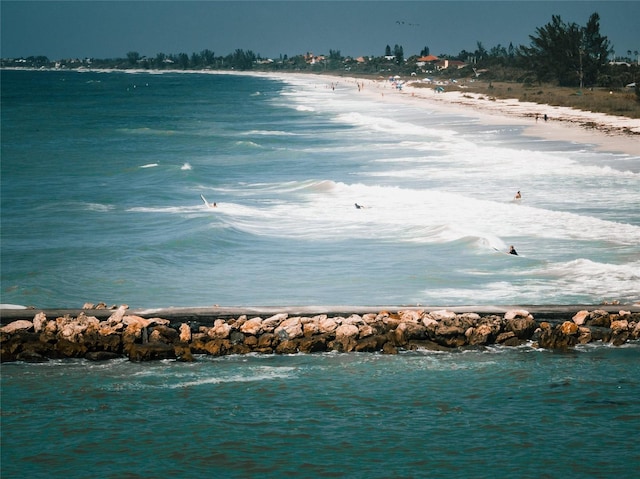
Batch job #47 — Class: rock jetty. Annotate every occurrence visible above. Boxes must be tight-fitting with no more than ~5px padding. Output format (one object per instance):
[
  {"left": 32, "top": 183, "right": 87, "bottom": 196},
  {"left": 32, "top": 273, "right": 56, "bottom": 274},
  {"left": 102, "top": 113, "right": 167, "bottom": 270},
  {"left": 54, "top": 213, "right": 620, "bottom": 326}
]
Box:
[{"left": 2, "top": 305, "right": 639, "bottom": 362}]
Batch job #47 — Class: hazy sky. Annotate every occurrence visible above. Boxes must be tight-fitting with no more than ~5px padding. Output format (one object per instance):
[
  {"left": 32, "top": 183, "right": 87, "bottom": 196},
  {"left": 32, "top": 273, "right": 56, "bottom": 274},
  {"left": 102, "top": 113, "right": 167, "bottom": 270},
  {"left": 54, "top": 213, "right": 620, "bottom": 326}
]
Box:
[{"left": 1, "top": 1, "right": 638, "bottom": 60}]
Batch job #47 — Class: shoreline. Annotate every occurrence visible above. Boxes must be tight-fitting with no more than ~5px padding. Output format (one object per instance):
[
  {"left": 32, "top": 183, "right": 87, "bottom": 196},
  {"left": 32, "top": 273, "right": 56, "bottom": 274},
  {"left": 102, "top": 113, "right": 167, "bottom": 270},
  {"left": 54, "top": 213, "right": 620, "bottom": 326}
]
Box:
[
  {"left": 276, "top": 71, "right": 640, "bottom": 156},
  {"left": 5, "top": 67, "right": 639, "bottom": 155}
]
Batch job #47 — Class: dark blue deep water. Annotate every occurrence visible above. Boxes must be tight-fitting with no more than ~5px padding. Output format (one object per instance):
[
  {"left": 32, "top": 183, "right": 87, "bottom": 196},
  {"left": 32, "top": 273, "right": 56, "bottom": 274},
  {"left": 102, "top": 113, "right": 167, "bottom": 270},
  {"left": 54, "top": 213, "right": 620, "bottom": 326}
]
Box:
[{"left": 2, "top": 345, "right": 639, "bottom": 478}]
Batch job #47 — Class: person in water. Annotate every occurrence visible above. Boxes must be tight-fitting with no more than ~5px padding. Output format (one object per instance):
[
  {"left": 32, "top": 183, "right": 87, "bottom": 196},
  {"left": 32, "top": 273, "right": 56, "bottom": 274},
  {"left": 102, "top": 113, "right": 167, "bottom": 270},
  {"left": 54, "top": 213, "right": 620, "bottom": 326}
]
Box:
[
  {"left": 514, "top": 191, "right": 521, "bottom": 200},
  {"left": 355, "top": 203, "right": 364, "bottom": 209},
  {"left": 509, "top": 245, "right": 518, "bottom": 255}
]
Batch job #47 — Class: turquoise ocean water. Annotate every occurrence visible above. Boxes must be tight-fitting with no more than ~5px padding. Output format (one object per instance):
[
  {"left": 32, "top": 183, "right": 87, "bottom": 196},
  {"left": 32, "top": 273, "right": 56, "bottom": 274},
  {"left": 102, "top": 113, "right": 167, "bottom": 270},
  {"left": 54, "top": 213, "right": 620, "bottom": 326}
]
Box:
[
  {"left": 1, "top": 70, "right": 639, "bottom": 477},
  {"left": 2, "top": 70, "right": 639, "bottom": 308}
]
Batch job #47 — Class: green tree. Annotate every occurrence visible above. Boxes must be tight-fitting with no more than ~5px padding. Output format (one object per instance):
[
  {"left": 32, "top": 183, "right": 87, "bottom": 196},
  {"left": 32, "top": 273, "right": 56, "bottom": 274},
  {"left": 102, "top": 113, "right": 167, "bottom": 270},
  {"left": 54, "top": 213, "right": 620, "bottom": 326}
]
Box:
[
  {"left": 385, "top": 45, "right": 392, "bottom": 56},
  {"left": 518, "top": 12, "right": 611, "bottom": 87},
  {"left": 200, "top": 49, "right": 215, "bottom": 66},
  {"left": 393, "top": 44, "right": 404, "bottom": 63},
  {"left": 229, "top": 49, "right": 256, "bottom": 70},
  {"left": 581, "top": 13, "right": 612, "bottom": 86},
  {"left": 329, "top": 49, "right": 342, "bottom": 61},
  {"left": 177, "top": 53, "right": 189, "bottom": 69},
  {"left": 126, "top": 51, "right": 140, "bottom": 65}
]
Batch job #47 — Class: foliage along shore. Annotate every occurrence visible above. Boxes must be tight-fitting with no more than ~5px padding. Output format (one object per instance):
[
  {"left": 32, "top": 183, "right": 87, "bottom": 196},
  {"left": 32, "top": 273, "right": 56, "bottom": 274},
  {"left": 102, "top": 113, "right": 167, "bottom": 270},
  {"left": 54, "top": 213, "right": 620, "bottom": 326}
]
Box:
[
  {"left": 2, "top": 305, "right": 639, "bottom": 362},
  {"left": 3, "top": 11, "right": 639, "bottom": 119}
]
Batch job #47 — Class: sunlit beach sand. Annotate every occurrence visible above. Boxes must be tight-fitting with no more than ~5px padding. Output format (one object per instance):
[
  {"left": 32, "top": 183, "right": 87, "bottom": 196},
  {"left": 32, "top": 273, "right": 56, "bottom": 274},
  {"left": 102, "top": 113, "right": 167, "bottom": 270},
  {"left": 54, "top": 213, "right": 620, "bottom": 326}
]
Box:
[{"left": 264, "top": 71, "right": 640, "bottom": 156}]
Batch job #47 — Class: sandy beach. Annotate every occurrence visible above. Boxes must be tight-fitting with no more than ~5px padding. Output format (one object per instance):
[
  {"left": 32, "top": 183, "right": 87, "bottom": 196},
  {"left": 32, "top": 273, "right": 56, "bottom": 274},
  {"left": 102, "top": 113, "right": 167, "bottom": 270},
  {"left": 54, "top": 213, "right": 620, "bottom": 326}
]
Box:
[{"left": 268, "top": 72, "right": 640, "bottom": 157}]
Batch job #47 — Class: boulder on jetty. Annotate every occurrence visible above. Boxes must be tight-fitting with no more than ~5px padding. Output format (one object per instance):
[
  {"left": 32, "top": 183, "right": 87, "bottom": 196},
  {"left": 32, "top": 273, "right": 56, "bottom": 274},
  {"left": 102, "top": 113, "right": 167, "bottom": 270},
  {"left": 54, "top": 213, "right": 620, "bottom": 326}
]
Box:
[{"left": 1, "top": 307, "right": 638, "bottom": 362}]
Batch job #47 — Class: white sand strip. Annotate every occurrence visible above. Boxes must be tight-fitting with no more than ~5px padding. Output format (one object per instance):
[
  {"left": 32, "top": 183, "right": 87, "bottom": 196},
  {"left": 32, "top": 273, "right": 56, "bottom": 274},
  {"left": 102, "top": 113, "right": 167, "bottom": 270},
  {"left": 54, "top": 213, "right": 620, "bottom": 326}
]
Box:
[{"left": 267, "top": 72, "right": 640, "bottom": 156}]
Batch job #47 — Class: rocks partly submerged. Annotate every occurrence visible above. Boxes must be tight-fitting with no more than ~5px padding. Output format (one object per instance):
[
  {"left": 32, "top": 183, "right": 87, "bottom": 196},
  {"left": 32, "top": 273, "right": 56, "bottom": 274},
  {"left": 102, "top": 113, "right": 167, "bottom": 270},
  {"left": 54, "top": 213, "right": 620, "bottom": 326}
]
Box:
[{"left": 1, "top": 306, "right": 638, "bottom": 362}]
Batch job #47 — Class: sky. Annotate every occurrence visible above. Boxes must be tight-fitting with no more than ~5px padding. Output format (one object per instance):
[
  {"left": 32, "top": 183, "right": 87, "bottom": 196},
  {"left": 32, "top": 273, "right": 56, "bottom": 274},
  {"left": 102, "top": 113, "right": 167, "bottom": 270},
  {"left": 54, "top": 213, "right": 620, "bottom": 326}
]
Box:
[{"left": 1, "top": 1, "right": 639, "bottom": 61}]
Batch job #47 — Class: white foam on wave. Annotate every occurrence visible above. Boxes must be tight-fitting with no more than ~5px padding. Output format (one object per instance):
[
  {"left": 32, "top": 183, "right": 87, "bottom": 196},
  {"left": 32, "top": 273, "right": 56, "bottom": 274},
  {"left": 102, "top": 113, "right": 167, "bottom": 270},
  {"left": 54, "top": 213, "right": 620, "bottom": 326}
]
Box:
[
  {"left": 181, "top": 162, "right": 192, "bottom": 170},
  {"left": 431, "top": 257, "right": 640, "bottom": 304},
  {"left": 140, "top": 163, "right": 158, "bottom": 168},
  {"left": 168, "top": 371, "right": 294, "bottom": 389},
  {"left": 84, "top": 202, "right": 114, "bottom": 212},
  {"left": 209, "top": 179, "right": 640, "bottom": 249},
  {"left": 0, "top": 304, "right": 28, "bottom": 309},
  {"left": 537, "top": 258, "right": 640, "bottom": 298},
  {"left": 104, "top": 363, "right": 294, "bottom": 388},
  {"left": 127, "top": 205, "right": 210, "bottom": 215},
  {"left": 243, "top": 129, "right": 298, "bottom": 136},
  {"left": 334, "top": 111, "right": 457, "bottom": 140}
]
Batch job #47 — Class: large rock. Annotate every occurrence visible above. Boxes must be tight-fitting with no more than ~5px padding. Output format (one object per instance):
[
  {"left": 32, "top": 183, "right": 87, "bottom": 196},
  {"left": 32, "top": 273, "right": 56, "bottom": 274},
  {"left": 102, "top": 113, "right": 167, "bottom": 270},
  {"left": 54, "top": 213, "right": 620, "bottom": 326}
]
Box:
[
  {"left": 275, "top": 340, "right": 299, "bottom": 354},
  {"left": 56, "top": 338, "right": 88, "bottom": 357},
  {"left": 127, "top": 342, "right": 176, "bottom": 361},
  {"left": 538, "top": 324, "right": 578, "bottom": 349},
  {"left": 303, "top": 319, "right": 320, "bottom": 336},
  {"left": 317, "top": 316, "right": 338, "bottom": 334},
  {"left": 262, "top": 313, "right": 288, "bottom": 332},
  {"left": 505, "top": 316, "right": 537, "bottom": 339},
  {"left": 335, "top": 323, "right": 359, "bottom": 339},
  {"left": 149, "top": 325, "right": 179, "bottom": 344},
  {"left": 240, "top": 317, "right": 264, "bottom": 336},
  {"left": 0, "top": 320, "right": 33, "bottom": 334},
  {"left": 106, "top": 305, "right": 128, "bottom": 324},
  {"left": 56, "top": 313, "right": 99, "bottom": 343},
  {"left": 203, "top": 339, "right": 231, "bottom": 356},
  {"left": 275, "top": 317, "right": 303, "bottom": 340},
  {"left": 632, "top": 321, "right": 640, "bottom": 340},
  {"left": 572, "top": 310, "right": 589, "bottom": 326},
  {"left": 560, "top": 321, "right": 579, "bottom": 335},
  {"left": 179, "top": 323, "right": 192, "bottom": 342},
  {"left": 355, "top": 335, "right": 386, "bottom": 352},
  {"left": 610, "top": 319, "right": 629, "bottom": 332},
  {"left": 208, "top": 320, "right": 232, "bottom": 339},
  {"left": 466, "top": 323, "right": 495, "bottom": 345},
  {"left": 504, "top": 309, "right": 533, "bottom": 321},
  {"left": 398, "top": 310, "right": 424, "bottom": 322},
  {"left": 585, "top": 310, "right": 611, "bottom": 327},
  {"left": 32, "top": 312, "right": 47, "bottom": 333},
  {"left": 298, "top": 335, "right": 329, "bottom": 353},
  {"left": 429, "top": 310, "right": 457, "bottom": 321}
]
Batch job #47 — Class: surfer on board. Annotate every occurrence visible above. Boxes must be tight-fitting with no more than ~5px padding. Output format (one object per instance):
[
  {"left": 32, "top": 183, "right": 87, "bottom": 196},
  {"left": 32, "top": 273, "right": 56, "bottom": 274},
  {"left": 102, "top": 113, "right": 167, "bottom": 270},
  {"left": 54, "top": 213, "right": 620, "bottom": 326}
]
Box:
[
  {"left": 200, "top": 194, "right": 217, "bottom": 208},
  {"left": 514, "top": 191, "right": 522, "bottom": 200},
  {"left": 509, "top": 245, "right": 518, "bottom": 255},
  {"left": 355, "top": 203, "right": 365, "bottom": 209}
]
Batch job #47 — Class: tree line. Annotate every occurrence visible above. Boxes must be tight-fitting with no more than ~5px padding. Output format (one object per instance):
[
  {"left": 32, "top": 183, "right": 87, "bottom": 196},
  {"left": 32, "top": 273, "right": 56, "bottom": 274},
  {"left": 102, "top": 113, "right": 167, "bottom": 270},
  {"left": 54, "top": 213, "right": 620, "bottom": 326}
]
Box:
[{"left": 2, "top": 12, "right": 638, "bottom": 90}]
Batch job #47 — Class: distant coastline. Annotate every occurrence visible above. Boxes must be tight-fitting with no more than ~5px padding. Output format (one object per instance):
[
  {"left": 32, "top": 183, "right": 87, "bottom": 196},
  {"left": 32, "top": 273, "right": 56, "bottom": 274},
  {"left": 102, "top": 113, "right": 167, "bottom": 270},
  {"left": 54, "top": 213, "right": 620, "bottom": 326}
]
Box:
[
  {"left": 4, "top": 66, "right": 639, "bottom": 156},
  {"left": 267, "top": 70, "right": 640, "bottom": 156}
]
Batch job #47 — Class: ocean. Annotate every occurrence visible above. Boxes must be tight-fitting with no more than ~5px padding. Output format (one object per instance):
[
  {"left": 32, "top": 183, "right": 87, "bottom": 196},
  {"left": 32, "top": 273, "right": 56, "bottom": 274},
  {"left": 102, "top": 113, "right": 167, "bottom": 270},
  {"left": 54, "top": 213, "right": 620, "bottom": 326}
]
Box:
[
  {"left": 1, "top": 70, "right": 640, "bottom": 478},
  {"left": 1, "top": 69, "right": 639, "bottom": 309}
]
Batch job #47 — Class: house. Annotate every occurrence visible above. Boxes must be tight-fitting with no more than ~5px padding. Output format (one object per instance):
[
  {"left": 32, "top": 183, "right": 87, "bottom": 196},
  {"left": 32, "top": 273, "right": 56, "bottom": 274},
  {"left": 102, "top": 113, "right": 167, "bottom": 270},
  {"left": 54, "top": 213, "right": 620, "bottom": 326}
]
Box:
[
  {"left": 435, "top": 59, "right": 467, "bottom": 70},
  {"left": 416, "top": 55, "right": 439, "bottom": 65}
]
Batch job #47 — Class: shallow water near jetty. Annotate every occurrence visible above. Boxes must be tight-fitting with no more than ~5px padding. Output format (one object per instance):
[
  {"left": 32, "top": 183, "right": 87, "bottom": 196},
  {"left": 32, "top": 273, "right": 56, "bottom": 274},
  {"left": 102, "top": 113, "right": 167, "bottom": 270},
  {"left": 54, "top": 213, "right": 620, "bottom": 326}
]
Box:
[
  {"left": 2, "top": 345, "right": 639, "bottom": 478},
  {"left": 1, "top": 70, "right": 639, "bottom": 308}
]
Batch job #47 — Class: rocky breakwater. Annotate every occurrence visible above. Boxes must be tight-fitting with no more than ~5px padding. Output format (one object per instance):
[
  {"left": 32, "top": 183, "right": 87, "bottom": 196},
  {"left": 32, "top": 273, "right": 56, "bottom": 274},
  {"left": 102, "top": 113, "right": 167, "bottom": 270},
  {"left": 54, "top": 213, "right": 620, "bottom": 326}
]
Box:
[{"left": 1, "top": 306, "right": 639, "bottom": 362}]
